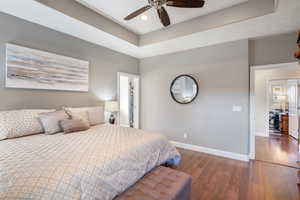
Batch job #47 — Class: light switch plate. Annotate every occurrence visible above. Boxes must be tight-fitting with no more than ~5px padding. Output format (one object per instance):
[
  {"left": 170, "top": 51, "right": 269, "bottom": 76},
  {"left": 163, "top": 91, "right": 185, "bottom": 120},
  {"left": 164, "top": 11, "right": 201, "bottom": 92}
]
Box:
[{"left": 232, "top": 105, "right": 242, "bottom": 112}]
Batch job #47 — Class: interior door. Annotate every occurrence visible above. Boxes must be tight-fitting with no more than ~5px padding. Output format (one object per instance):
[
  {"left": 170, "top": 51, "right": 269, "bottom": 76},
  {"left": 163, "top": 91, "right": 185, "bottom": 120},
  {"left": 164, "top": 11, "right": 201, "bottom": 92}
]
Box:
[{"left": 287, "top": 80, "right": 299, "bottom": 139}]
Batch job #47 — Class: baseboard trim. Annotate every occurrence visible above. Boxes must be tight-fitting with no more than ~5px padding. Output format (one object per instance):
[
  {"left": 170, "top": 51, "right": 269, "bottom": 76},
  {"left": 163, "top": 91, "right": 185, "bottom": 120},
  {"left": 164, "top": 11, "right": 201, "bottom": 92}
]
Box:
[
  {"left": 171, "top": 141, "right": 249, "bottom": 162},
  {"left": 255, "top": 132, "right": 268, "bottom": 137},
  {"left": 249, "top": 152, "right": 255, "bottom": 160}
]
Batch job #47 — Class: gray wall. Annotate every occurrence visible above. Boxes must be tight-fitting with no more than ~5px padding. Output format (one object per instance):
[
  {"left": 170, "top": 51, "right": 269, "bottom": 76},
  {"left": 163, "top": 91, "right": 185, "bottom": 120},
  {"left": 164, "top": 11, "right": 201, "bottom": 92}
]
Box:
[
  {"left": 249, "top": 32, "right": 298, "bottom": 66},
  {"left": 140, "top": 40, "right": 249, "bottom": 155},
  {"left": 0, "top": 8, "right": 297, "bottom": 156},
  {"left": 0, "top": 12, "right": 139, "bottom": 110}
]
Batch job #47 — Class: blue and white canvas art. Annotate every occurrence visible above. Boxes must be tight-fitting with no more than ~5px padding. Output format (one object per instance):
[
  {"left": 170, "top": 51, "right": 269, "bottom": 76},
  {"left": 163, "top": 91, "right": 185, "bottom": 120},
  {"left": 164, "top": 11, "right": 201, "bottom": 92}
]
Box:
[{"left": 6, "top": 44, "right": 89, "bottom": 91}]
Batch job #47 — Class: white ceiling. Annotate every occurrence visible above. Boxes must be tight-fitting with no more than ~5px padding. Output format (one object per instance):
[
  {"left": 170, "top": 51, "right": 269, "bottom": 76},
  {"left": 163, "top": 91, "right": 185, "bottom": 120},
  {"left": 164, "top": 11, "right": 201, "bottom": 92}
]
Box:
[{"left": 75, "top": 0, "right": 248, "bottom": 35}]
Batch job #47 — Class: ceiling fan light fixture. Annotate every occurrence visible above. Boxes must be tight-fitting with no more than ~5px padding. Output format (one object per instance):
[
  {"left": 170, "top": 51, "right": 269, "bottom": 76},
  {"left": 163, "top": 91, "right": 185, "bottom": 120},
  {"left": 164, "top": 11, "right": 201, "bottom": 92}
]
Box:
[{"left": 141, "top": 15, "right": 148, "bottom": 21}]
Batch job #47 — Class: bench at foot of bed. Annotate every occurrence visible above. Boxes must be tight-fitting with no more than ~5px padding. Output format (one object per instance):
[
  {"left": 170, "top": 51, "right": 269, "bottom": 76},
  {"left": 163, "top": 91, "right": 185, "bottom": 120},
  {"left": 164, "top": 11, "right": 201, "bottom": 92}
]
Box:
[{"left": 115, "top": 166, "right": 192, "bottom": 200}]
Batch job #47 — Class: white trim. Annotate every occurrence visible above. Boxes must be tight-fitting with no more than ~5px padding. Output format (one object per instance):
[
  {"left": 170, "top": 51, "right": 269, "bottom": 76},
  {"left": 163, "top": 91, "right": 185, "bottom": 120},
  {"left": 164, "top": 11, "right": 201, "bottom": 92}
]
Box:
[
  {"left": 264, "top": 78, "right": 270, "bottom": 138},
  {"left": 171, "top": 141, "right": 249, "bottom": 162},
  {"left": 287, "top": 80, "right": 299, "bottom": 139},
  {"left": 249, "top": 61, "right": 300, "bottom": 161},
  {"left": 120, "top": 124, "right": 130, "bottom": 127},
  {"left": 118, "top": 72, "right": 140, "bottom": 79},
  {"left": 249, "top": 66, "right": 256, "bottom": 159},
  {"left": 117, "top": 72, "right": 140, "bottom": 128},
  {"left": 249, "top": 151, "right": 255, "bottom": 160},
  {"left": 255, "top": 132, "right": 268, "bottom": 137},
  {"left": 251, "top": 62, "right": 300, "bottom": 69}
]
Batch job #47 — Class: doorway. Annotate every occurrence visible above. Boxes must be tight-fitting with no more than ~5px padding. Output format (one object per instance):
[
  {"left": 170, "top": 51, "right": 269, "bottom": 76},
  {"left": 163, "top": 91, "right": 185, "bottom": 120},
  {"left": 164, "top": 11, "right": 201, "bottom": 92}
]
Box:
[
  {"left": 250, "top": 62, "right": 300, "bottom": 168},
  {"left": 268, "top": 80, "right": 296, "bottom": 138},
  {"left": 117, "top": 72, "right": 140, "bottom": 129}
]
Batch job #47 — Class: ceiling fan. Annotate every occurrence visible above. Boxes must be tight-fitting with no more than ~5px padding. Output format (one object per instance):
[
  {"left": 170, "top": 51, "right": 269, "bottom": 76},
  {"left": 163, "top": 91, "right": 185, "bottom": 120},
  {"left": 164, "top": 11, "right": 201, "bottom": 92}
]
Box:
[{"left": 124, "top": 0, "right": 205, "bottom": 27}]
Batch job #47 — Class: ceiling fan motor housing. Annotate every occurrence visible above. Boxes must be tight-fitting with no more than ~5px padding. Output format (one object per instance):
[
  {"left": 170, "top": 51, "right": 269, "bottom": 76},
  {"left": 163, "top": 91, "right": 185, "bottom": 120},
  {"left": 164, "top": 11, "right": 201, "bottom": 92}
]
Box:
[
  {"left": 148, "top": 0, "right": 167, "bottom": 9},
  {"left": 125, "top": 0, "right": 205, "bottom": 27}
]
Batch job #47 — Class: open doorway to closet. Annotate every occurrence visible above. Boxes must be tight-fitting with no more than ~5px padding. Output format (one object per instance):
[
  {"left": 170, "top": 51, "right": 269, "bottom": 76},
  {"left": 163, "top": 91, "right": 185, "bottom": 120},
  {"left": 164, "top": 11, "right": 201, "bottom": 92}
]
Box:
[
  {"left": 250, "top": 62, "right": 300, "bottom": 168},
  {"left": 117, "top": 72, "right": 140, "bottom": 129}
]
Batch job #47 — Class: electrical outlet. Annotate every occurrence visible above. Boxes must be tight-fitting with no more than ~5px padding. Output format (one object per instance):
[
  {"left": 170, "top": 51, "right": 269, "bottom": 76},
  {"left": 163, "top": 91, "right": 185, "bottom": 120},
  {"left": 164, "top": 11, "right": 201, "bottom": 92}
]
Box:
[{"left": 183, "top": 133, "right": 188, "bottom": 139}]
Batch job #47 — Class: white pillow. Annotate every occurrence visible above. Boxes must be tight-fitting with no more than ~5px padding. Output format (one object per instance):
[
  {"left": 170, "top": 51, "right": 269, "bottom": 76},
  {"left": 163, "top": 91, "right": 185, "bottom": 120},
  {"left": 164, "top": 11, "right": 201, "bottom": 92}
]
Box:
[
  {"left": 68, "top": 110, "right": 90, "bottom": 127},
  {"left": 87, "top": 107, "right": 105, "bottom": 126},
  {"left": 0, "top": 109, "right": 55, "bottom": 140},
  {"left": 64, "top": 106, "right": 104, "bottom": 126},
  {"left": 39, "top": 110, "right": 69, "bottom": 135}
]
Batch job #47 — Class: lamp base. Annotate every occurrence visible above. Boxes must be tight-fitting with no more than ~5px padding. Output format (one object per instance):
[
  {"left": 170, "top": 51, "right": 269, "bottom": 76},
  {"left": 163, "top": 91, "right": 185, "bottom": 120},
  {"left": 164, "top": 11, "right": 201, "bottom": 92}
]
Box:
[{"left": 109, "top": 114, "right": 116, "bottom": 125}]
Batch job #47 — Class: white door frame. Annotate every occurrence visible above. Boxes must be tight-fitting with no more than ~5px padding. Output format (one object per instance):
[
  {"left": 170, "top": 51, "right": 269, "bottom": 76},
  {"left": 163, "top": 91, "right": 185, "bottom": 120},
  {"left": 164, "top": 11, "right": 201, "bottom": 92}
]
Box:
[
  {"left": 287, "top": 79, "right": 299, "bottom": 139},
  {"left": 117, "top": 72, "right": 140, "bottom": 128},
  {"left": 249, "top": 62, "right": 299, "bottom": 160}
]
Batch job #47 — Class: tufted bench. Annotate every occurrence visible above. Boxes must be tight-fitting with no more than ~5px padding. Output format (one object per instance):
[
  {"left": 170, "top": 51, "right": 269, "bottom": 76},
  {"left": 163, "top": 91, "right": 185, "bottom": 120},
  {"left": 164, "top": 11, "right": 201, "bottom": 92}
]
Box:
[{"left": 115, "top": 166, "right": 192, "bottom": 200}]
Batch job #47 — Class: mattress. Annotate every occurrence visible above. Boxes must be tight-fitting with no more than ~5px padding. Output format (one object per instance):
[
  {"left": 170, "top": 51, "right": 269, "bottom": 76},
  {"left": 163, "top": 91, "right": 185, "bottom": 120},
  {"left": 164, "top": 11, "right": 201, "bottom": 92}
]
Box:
[{"left": 0, "top": 124, "right": 180, "bottom": 200}]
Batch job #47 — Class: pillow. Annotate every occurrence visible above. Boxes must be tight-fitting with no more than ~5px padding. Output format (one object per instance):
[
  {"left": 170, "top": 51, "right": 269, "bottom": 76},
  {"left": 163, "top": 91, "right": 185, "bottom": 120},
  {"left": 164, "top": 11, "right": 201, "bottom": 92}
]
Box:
[
  {"left": 60, "top": 119, "right": 90, "bottom": 134},
  {"left": 68, "top": 110, "right": 90, "bottom": 126},
  {"left": 0, "top": 109, "right": 55, "bottom": 140},
  {"left": 64, "top": 106, "right": 104, "bottom": 126},
  {"left": 38, "top": 110, "right": 69, "bottom": 135},
  {"left": 86, "top": 107, "right": 105, "bottom": 126}
]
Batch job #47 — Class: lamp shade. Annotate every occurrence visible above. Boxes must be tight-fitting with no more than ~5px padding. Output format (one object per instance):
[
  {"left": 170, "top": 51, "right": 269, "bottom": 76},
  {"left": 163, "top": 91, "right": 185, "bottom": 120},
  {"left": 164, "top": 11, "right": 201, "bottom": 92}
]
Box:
[{"left": 105, "top": 101, "right": 119, "bottom": 112}]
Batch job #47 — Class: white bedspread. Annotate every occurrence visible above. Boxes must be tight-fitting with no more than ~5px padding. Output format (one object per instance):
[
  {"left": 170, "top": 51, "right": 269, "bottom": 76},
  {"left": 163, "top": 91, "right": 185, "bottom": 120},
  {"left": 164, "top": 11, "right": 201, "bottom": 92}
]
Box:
[{"left": 0, "top": 124, "right": 180, "bottom": 200}]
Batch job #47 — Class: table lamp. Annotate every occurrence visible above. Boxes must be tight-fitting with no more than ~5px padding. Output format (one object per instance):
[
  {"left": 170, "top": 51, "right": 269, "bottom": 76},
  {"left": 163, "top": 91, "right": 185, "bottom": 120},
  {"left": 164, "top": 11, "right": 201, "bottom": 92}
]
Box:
[{"left": 105, "top": 101, "right": 119, "bottom": 124}]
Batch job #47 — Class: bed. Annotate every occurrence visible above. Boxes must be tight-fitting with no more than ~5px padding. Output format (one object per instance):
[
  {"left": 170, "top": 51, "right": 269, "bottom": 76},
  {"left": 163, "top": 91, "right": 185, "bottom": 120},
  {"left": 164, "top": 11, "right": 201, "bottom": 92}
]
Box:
[{"left": 0, "top": 124, "right": 180, "bottom": 200}]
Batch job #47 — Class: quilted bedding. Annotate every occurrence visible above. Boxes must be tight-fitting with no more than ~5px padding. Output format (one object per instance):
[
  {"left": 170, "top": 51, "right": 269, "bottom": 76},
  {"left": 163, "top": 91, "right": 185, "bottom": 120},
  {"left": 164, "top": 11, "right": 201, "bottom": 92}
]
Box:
[{"left": 0, "top": 124, "right": 180, "bottom": 200}]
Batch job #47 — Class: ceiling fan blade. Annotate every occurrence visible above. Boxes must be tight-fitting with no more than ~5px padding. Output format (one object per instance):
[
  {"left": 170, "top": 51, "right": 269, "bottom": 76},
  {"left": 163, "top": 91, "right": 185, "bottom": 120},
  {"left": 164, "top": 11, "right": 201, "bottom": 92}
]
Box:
[
  {"left": 167, "top": 0, "right": 205, "bottom": 8},
  {"left": 157, "top": 7, "right": 170, "bottom": 27},
  {"left": 124, "top": 5, "right": 152, "bottom": 20}
]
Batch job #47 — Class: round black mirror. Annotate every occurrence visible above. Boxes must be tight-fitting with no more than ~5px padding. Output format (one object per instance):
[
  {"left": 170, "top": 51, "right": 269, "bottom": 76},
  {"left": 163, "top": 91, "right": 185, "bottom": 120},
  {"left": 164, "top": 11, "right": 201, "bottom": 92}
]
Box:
[{"left": 170, "top": 75, "right": 199, "bottom": 104}]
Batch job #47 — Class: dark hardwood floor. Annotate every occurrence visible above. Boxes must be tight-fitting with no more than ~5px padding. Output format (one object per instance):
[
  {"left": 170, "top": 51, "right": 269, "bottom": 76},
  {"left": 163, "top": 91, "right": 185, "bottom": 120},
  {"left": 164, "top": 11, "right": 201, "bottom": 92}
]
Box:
[
  {"left": 255, "top": 135, "right": 299, "bottom": 168},
  {"left": 176, "top": 148, "right": 299, "bottom": 200}
]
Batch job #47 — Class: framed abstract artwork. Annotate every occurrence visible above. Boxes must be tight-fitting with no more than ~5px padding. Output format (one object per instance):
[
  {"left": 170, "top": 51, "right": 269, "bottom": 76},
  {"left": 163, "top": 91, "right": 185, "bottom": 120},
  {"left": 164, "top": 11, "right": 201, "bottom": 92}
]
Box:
[{"left": 5, "top": 43, "right": 89, "bottom": 92}]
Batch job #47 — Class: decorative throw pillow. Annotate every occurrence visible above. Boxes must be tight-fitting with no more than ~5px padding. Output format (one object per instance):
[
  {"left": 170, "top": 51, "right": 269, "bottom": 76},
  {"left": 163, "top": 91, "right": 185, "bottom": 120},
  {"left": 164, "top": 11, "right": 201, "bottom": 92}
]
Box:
[
  {"left": 39, "top": 110, "right": 69, "bottom": 135},
  {"left": 86, "top": 107, "right": 105, "bottom": 126},
  {"left": 60, "top": 119, "right": 90, "bottom": 134},
  {"left": 64, "top": 106, "right": 104, "bottom": 126},
  {"left": 0, "top": 109, "right": 55, "bottom": 140},
  {"left": 68, "top": 110, "right": 90, "bottom": 126}
]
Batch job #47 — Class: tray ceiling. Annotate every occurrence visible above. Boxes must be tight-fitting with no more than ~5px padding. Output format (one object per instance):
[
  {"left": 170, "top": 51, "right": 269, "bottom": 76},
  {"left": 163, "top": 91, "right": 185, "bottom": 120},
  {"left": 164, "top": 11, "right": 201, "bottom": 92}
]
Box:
[
  {"left": 76, "top": 0, "right": 248, "bottom": 35},
  {"left": 1, "top": 0, "right": 299, "bottom": 58}
]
